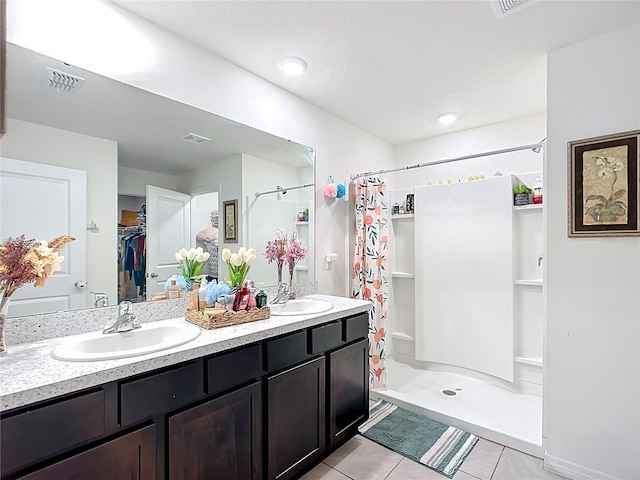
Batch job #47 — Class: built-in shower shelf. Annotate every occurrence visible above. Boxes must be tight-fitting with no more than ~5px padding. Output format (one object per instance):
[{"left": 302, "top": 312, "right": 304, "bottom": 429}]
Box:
[
  {"left": 515, "top": 356, "right": 543, "bottom": 367},
  {"left": 294, "top": 265, "right": 309, "bottom": 271},
  {"left": 391, "top": 272, "right": 415, "bottom": 278},
  {"left": 391, "top": 214, "right": 415, "bottom": 220},
  {"left": 514, "top": 279, "right": 543, "bottom": 286},
  {"left": 513, "top": 204, "right": 543, "bottom": 211},
  {"left": 391, "top": 332, "right": 415, "bottom": 342},
  {"left": 295, "top": 221, "right": 309, "bottom": 226}
]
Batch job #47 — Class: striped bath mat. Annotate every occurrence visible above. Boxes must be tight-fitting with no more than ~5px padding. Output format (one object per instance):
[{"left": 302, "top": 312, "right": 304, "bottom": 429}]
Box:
[{"left": 359, "top": 400, "right": 478, "bottom": 478}]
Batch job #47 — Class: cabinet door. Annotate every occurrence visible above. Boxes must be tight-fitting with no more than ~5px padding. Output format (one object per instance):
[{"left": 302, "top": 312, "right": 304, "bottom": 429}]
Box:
[
  {"left": 168, "top": 382, "right": 262, "bottom": 480},
  {"left": 267, "top": 357, "right": 325, "bottom": 480},
  {"left": 20, "top": 424, "right": 155, "bottom": 480},
  {"left": 328, "top": 339, "right": 369, "bottom": 447}
]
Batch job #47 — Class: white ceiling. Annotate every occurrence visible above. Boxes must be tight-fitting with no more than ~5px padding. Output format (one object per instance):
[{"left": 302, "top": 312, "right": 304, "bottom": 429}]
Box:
[{"left": 111, "top": 0, "right": 640, "bottom": 146}]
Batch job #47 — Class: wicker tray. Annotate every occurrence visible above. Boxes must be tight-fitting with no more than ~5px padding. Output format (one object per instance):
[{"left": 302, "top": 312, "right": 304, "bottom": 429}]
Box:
[{"left": 185, "top": 306, "right": 271, "bottom": 330}]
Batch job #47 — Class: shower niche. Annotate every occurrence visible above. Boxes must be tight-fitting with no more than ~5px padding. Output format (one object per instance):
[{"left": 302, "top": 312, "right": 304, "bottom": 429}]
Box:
[{"left": 388, "top": 172, "right": 543, "bottom": 395}]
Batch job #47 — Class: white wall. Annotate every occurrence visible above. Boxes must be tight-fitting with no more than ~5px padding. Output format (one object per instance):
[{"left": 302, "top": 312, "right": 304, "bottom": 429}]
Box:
[
  {"left": 0, "top": 118, "right": 118, "bottom": 306},
  {"left": 178, "top": 154, "right": 243, "bottom": 278},
  {"left": 192, "top": 191, "right": 219, "bottom": 238},
  {"left": 394, "top": 113, "right": 545, "bottom": 189},
  {"left": 546, "top": 23, "right": 640, "bottom": 480},
  {"left": 118, "top": 165, "right": 181, "bottom": 197},
  {"left": 7, "top": 0, "right": 395, "bottom": 296}
]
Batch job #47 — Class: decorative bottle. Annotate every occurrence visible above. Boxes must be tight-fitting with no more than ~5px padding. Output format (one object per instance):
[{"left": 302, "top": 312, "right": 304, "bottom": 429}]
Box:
[
  {"left": 256, "top": 290, "right": 268, "bottom": 308},
  {"left": 232, "top": 280, "right": 251, "bottom": 312},
  {"left": 168, "top": 277, "right": 181, "bottom": 299},
  {"left": 533, "top": 176, "right": 543, "bottom": 204},
  {"left": 198, "top": 278, "right": 208, "bottom": 310},
  {"left": 189, "top": 282, "right": 200, "bottom": 311}
]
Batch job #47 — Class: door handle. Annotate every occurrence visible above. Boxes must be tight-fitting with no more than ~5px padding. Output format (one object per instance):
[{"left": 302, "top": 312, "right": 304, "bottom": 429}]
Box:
[
  {"left": 146, "top": 272, "right": 158, "bottom": 278},
  {"left": 74, "top": 281, "right": 86, "bottom": 289}
]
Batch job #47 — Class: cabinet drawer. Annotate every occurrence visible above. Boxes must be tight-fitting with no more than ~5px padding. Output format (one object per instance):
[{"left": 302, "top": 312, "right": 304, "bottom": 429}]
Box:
[
  {"left": 120, "top": 362, "right": 201, "bottom": 427},
  {"left": 309, "top": 321, "right": 343, "bottom": 354},
  {"left": 1, "top": 389, "right": 105, "bottom": 475},
  {"left": 344, "top": 312, "right": 369, "bottom": 342},
  {"left": 266, "top": 331, "right": 308, "bottom": 372},
  {"left": 206, "top": 344, "right": 262, "bottom": 396}
]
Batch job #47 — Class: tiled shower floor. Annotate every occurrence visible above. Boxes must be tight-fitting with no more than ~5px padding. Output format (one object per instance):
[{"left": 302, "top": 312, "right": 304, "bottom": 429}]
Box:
[{"left": 370, "top": 356, "right": 543, "bottom": 457}]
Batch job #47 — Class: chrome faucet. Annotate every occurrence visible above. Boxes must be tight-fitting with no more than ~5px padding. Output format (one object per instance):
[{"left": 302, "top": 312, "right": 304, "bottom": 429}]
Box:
[
  {"left": 91, "top": 292, "right": 109, "bottom": 308},
  {"left": 269, "top": 283, "right": 295, "bottom": 305},
  {"left": 103, "top": 301, "right": 140, "bottom": 334}
]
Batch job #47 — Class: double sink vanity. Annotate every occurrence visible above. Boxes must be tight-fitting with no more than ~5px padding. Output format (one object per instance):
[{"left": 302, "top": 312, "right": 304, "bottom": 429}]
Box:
[{"left": 0, "top": 295, "right": 371, "bottom": 480}]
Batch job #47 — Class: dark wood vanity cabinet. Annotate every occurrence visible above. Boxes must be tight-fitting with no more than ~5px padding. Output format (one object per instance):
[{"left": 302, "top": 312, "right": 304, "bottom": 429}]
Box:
[
  {"left": 266, "top": 357, "right": 326, "bottom": 480},
  {"left": 19, "top": 425, "right": 156, "bottom": 480},
  {"left": 0, "top": 311, "right": 370, "bottom": 480},
  {"left": 168, "top": 382, "right": 262, "bottom": 480}
]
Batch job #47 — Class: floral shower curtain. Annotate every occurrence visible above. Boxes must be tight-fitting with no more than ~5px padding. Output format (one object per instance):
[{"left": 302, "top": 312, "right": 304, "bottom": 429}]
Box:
[{"left": 351, "top": 175, "right": 389, "bottom": 389}]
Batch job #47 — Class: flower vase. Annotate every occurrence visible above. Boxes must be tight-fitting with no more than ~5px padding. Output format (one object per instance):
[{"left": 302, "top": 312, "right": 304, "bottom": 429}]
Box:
[
  {"left": 277, "top": 263, "right": 283, "bottom": 285},
  {"left": 0, "top": 298, "right": 9, "bottom": 356},
  {"left": 288, "top": 263, "right": 295, "bottom": 295}
]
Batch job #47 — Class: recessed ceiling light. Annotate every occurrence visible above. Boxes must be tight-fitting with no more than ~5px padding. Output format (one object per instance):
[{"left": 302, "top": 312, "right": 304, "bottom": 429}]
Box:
[
  {"left": 437, "top": 112, "right": 459, "bottom": 125},
  {"left": 279, "top": 57, "right": 307, "bottom": 76}
]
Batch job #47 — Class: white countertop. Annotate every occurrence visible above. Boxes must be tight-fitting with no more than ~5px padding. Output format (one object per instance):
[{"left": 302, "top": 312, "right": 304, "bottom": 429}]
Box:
[{"left": 0, "top": 295, "right": 370, "bottom": 412}]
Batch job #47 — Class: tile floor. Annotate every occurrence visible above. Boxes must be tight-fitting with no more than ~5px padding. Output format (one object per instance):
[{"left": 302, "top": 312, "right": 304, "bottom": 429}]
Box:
[{"left": 301, "top": 435, "right": 568, "bottom": 480}]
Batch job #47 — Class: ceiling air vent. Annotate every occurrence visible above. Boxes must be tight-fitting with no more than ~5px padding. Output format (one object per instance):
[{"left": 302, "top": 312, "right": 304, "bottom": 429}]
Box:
[
  {"left": 182, "top": 133, "right": 211, "bottom": 145},
  {"left": 47, "top": 68, "right": 84, "bottom": 93},
  {"left": 493, "top": 0, "right": 534, "bottom": 17}
]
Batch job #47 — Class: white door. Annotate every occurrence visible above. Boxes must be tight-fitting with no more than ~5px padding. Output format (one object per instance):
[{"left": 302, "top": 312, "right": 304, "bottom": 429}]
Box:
[
  {"left": 146, "top": 185, "right": 191, "bottom": 297},
  {"left": 0, "top": 157, "right": 87, "bottom": 317}
]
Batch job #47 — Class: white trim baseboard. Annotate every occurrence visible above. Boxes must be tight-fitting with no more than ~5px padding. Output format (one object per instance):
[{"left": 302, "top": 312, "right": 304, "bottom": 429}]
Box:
[{"left": 544, "top": 454, "right": 624, "bottom": 480}]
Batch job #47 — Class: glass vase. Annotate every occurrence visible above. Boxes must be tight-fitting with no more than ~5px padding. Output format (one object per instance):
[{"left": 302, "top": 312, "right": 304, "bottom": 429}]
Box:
[
  {"left": 0, "top": 297, "right": 9, "bottom": 356},
  {"left": 288, "top": 263, "right": 295, "bottom": 295}
]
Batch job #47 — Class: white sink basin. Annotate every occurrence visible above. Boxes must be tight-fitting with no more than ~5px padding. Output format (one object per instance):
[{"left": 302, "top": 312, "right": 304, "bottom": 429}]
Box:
[
  {"left": 269, "top": 299, "right": 333, "bottom": 316},
  {"left": 52, "top": 321, "right": 201, "bottom": 362}
]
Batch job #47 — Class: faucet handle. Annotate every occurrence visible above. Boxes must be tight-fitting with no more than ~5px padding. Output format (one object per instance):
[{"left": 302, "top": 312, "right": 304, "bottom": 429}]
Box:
[
  {"left": 279, "top": 283, "right": 289, "bottom": 293},
  {"left": 118, "top": 301, "right": 133, "bottom": 316}
]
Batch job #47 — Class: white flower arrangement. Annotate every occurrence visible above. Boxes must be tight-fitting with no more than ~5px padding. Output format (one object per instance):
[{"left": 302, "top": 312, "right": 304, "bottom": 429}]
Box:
[
  {"left": 175, "top": 247, "right": 211, "bottom": 280},
  {"left": 221, "top": 247, "right": 256, "bottom": 287}
]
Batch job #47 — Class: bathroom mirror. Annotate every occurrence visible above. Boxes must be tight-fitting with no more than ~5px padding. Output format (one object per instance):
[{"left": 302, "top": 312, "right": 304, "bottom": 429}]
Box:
[{"left": 0, "top": 43, "right": 315, "bottom": 317}]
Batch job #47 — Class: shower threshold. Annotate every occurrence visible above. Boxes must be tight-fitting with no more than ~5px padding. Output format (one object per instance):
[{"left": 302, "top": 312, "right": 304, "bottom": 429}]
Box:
[{"left": 372, "top": 356, "right": 543, "bottom": 457}]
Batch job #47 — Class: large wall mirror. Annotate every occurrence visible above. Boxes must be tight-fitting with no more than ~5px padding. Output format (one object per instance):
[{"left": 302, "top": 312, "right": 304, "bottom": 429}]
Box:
[{"left": 0, "top": 44, "right": 315, "bottom": 318}]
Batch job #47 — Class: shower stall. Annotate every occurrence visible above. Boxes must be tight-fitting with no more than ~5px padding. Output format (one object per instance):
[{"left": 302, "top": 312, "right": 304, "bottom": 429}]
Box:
[{"left": 354, "top": 144, "right": 545, "bottom": 457}]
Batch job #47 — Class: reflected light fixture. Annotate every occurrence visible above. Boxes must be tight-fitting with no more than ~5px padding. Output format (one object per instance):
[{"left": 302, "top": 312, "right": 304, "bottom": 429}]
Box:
[
  {"left": 279, "top": 57, "right": 307, "bottom": 76},
  {"left": 437, "top": 112, "right": 459, "bottom": 125}
]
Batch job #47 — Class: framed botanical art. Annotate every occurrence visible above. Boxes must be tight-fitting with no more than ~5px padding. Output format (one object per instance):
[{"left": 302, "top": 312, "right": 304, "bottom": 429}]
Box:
[
  {"left": 223, "top": 199, "right": 238, "bottom": 242},
  {"left": 568, "top": 129, "right": 639, "bottom": 237}
]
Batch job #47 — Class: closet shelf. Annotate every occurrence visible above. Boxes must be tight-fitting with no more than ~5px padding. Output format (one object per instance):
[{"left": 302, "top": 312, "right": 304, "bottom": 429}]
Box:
[
  {"left": 391, "top": 214, "right": 414, "bottom": 220},
  {"left": 391, "top": 272, "right": 415, "bottom": 278},
  {"left": 391, "top": 332, "right": 415, "bottom": 342},
  {"left": 515, "top": 356, "right": 543, "bottom": 367},
  {"left": 513, "top": 204, "right": 543, "bottom": 211},
  {"left": 514, "top": 279, "right": 543, "bottom": 286}
]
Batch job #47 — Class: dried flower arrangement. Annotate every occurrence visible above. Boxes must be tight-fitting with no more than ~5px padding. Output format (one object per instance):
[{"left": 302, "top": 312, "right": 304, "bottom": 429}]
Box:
[{"left": 0, "top": 234, "right": 75, "bottom": 354}]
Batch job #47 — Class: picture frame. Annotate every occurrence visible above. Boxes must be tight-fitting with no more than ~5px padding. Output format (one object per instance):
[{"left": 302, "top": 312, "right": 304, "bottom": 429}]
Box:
[
  {"left": 568, "top": 129, "right": 639, "bottom": 237},
  {"left": 223, "top": 199, "right": 238, "bottom": 242}
]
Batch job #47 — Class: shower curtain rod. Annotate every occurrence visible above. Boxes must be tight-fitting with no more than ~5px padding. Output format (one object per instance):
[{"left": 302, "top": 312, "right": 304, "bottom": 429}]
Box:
[
  {"left": 349, "top": 140, "right": 546, "bottom": 181},
  {"left": 254, "top": 183, "right": 315, "bottom": 198}
]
